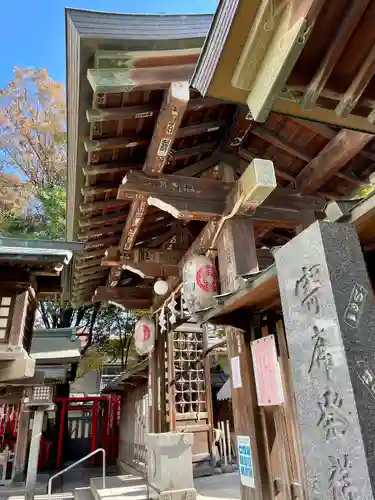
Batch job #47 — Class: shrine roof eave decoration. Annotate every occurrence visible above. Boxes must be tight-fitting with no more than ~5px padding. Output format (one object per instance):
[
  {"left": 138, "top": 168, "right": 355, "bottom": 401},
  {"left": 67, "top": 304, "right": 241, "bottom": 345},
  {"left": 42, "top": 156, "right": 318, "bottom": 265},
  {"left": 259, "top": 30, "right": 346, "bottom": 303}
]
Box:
[{"left": 191, "top": 0, "right": 375, "bottom": 134}]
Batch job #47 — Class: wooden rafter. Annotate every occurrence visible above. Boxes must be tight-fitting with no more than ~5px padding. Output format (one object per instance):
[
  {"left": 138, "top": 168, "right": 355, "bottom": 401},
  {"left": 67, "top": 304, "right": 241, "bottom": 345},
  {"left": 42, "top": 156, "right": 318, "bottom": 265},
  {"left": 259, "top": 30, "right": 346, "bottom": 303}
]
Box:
[
  {"left": 87, "top": 64, "right": 196, "bottom": 94},
  {"left": 336, "top": 43, "right": 375, "bottom": 117},
  {"left": 105, "top": 82, "right": 190, "bottom": 287},
  {"left": 302, "top": 1, "right": 370, "bottom": 110},
  {"left": 87, "top": 103, "right": 160, "bottom": 123},
  {"left": 225, "top": 106, "right": 252, "bottom": 149},
  {"left": 289, "top": 117, "right": 375, "bottom": 162},
  {"left": 80, "top": 199, "right": 128, "bottom": 215},
  {"left": 78, "top": 211, "right": 128, "bottom": 229},
  {"left": 118, "top": 81, "right": 190, "bottom": 252},
  {"left": 79, "top": 222, "right": 127, "bottom": 240},
  {"left": 83, "top": 164, "right": 142, "bottom": 177},
  {"left": 93, "top": 286, "right": 153, "bottom": 302},
  {"left": 75, "top": 257, "right": 104, "bottom": 271},
  {"left": 173, "top": 154, "right": 220, "bottom": 177},
  {"left": 85, "top": 119, "right": 224, "bottom": 154},
  {"left": 295, "top": 129, "right": 374, "bottom": 195},
  {"left": 86, "top": 96, "right": 221, "bottom": 124},
  {"left": 245, "top": 0, "right": 326, "bottom": 121}
]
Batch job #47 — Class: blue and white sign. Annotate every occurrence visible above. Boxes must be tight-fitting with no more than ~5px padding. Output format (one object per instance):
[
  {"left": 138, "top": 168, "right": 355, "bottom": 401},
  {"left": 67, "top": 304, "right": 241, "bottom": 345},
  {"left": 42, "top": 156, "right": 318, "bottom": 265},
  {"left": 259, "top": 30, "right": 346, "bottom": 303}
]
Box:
[{"left": 237, "top": 435, "right": 255, "bottom": 488}]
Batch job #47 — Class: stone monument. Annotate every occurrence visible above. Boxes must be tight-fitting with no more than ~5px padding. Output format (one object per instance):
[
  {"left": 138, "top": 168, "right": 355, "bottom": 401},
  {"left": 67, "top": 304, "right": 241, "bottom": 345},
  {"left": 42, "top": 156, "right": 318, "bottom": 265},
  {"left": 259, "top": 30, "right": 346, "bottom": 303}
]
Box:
[
  {"left": 275, "top": 221, "right": 375, "bottom": 500},
  {"left": 147, "top": 432, "right": 196, "bottom": 500}
]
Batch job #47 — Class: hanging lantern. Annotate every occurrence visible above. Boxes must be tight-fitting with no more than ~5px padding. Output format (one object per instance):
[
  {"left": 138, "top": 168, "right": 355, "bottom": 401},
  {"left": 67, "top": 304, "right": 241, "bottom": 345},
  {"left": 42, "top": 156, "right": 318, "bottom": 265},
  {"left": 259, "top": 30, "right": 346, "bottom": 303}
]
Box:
[
  {"left": 182, "top": 254, "right": 218, "bottom": 314},
  {"left": 134, "top": 317, "right": 155, "bottom": 355}
]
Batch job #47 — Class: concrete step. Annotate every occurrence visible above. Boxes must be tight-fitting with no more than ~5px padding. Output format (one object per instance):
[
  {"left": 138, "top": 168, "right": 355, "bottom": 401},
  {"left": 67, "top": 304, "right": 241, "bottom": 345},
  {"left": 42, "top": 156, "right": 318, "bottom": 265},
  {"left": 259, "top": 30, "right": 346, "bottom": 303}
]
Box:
[
  {"left": 90, "top": 475, "right": 148, "bottom": 500},
  {"left": 8, "top": 494, "right": 74, "bottom": 500},
  {"left": 74, "top": 487, "right": 95, "bottom": 500}
]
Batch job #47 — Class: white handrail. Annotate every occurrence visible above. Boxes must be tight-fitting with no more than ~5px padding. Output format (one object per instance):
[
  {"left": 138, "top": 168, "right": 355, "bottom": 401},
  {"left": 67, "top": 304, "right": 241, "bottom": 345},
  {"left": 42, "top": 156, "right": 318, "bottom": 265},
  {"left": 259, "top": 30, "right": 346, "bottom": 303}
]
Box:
[{"left": 47, "top": 448, "right": 106, "bottom": 499}]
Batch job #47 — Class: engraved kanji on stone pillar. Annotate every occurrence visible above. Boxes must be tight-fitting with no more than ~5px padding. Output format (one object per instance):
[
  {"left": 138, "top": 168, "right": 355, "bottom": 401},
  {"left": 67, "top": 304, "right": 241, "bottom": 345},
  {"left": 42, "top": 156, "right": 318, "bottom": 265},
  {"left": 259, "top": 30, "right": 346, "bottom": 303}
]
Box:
[{"left": 275, "top": 221, "right": 375, "bottom": 500}]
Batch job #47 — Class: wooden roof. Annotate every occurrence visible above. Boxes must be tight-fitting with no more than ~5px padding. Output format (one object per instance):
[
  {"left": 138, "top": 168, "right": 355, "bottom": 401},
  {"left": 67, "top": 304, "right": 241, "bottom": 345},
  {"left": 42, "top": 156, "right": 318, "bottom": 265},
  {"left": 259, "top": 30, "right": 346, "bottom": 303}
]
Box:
[
  {"left": 192, "top": 0, "right": 375, "bottom": 134},
  {"left": 66, "top": 8, "right": 375, "bottom": 311},
  {"left": 0, "top": 237, "right": 81, "bottom": 297}
]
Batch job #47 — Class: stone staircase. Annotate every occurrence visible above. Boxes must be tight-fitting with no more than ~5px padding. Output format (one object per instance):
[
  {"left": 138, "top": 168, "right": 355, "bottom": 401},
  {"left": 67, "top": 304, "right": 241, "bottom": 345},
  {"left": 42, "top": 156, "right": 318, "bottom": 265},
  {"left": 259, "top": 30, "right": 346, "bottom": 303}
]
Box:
[{"left": 8, "top": 474, "right": 151, "bottom": 500}]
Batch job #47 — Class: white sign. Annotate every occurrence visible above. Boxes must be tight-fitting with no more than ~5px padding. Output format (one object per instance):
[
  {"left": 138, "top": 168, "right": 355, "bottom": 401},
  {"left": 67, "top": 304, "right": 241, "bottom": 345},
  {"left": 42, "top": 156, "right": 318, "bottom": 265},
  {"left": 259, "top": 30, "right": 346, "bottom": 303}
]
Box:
[
  {"left": 237, "top": 435, "right": 255, "bottom": 488},
  {"left": 251, "top": 335, "right": 284, "bottom": 406},
  {"left": 231, "top": 356, "right": 242, "bottom": 389}
]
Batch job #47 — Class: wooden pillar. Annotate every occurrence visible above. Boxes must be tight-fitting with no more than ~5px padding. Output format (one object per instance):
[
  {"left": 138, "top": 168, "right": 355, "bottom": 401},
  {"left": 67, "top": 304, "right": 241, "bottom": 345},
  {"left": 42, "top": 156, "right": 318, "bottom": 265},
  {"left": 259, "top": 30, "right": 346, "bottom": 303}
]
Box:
[
  {"left": 203, "top": 325, "right": 214, "bottom": 467},
  {"left": 149, "top": 320, "right": 158, "bottom": 433},
  {"left": 216, "top": 165, "right": 270, "bottom": 500},
  {"left": 157, "top": 328, "right": 166, "bottom": 433}
]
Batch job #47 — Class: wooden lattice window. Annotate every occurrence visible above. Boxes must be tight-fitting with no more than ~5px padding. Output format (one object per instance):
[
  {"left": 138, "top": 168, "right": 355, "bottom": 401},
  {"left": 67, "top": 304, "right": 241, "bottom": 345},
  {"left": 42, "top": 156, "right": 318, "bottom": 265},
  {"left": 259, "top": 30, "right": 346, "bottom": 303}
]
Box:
[
  {"left": 174, "top": 331, "right": 206, "bottom": 415},
  {"left": 0, "top": 297, "right": 13, "bottom": 342}
]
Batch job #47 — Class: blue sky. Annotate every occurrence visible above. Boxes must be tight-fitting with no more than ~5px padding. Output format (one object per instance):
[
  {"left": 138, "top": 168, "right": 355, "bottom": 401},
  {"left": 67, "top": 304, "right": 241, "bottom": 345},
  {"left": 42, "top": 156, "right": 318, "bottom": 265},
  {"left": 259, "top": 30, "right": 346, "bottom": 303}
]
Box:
[{"left": 1, "top": 0, "right": 218, "bottom": 87}]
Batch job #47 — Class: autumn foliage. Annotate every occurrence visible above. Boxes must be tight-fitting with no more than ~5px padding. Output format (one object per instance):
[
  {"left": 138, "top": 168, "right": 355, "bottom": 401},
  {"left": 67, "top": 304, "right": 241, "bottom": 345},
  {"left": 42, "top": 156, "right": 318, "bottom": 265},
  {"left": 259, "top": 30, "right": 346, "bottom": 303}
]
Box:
[{"left": 0, "top": 68, "right": 67, "bottom": 238}]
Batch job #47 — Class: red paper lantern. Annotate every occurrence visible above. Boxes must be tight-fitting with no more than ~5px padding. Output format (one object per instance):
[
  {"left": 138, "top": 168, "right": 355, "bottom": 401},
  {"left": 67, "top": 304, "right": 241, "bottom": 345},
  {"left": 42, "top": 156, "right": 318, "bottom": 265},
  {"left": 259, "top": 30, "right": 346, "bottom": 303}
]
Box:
[
  {"left": 183, "top": 254, "right": 217, "bottom": 313},
  {"left": 134, "top": 317, "right": 155, "bottom": 355}
]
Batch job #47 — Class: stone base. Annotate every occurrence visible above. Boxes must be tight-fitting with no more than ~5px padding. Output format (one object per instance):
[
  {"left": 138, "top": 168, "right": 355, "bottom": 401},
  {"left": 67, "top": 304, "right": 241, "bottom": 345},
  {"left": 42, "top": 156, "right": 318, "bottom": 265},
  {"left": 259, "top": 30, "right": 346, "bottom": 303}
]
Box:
[
  {"left": 159, "top": 488, "right": 197, "bottom": 500},
  {"left": 192, "top": 463, "right": 213, "bottom": 478}
]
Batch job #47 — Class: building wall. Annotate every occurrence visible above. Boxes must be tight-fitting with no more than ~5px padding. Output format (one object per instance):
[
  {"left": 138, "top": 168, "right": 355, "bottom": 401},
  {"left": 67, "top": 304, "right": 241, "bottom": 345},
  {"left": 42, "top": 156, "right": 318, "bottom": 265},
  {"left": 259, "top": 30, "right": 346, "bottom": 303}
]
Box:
[{"left": 118, "top": 381, "right": 148, "bottom": 476}]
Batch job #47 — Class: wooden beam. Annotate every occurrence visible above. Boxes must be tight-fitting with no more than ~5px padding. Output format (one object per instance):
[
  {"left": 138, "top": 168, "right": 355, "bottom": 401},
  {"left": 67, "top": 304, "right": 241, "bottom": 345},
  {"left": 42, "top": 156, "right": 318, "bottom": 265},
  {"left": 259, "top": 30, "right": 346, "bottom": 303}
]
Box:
[
  {"left": 79, "top": 265, "right": 107, "bottom": 277},
  {"left": 77, "top": 248, "right": 108, "bottom": 260},
  {"left": 102, "top": 248, "right": 184, "bottom": 278},
  {"left": 87, "top": 104, "right": 159, "bottom": 123},
  {"left": 75, "top": 271, "right": 108, "bottom": 285},
  {"left": 147, "top": 225, "right": 177, "bottom": 249},
  {"left": 78, "top": 211, "right": 128, "bottom": 229},
  {"left": 336, "top": 43, "right": 375, "bottom": 117},
  {"left": 81, "top": 183, "right": 118, "bottom": 197},
  {"left": 295, "top": 129, "right": 373, "bottom": 195},
  {"left": 118, "top": 170, "right": 233, "bottom": 202},
  {"left": 250, "top": 125, "right": 312, "bottom": 162},
  {"left": 93, "top": 286, "right": 153, "bottom": 302},
  {"left": 226, "top": 106, "right": 252, "bottom": 148},
  {"left": 84, "top": 119, "right": 223, "bottom": 154},
  {"left": 245, "top": 0, "right": 326, "bottom": 121},
  {"left": 79, "top": 222, "right": 126, "bottom": 240},
  {"left": 302, "top": 1, "right": 370, "bottom": 110},
  {"left": 86, "top": 96, "right": 221, "bottom": 125},
  {"left": 119, "top": 169, "right": 326, "bottom": 212},
  {"left": 173, "top": 154, "right": 220, "bottom": 177},
  {"left": 85, "top": 135, "right": 149, "bottom": 153},
  {"left": 118, "top": 82, "right": 190, "bottom": 253},
  {"left": 83, "top": 164, "right": 141, "bottom": 177},
  {"left": 73, "top": 277, "right": 105, "bottom": 290},
  {"left": 87, "top": 64, "right": 196, "bottom": 94},
  {"left": 84, "top": 236, "right": 120, "bottom": 251},
  {"left": 80, "top": 199, "right": 128, "bottom": 215},
  {"left": 172, "top": 141, "right": 218, "bottom": 161},
  {"left": 76, "top": 258, "right": 104, "bottom": 271},
  {"left": 94, "top": 47, "right": 200, "bottom": 70}
]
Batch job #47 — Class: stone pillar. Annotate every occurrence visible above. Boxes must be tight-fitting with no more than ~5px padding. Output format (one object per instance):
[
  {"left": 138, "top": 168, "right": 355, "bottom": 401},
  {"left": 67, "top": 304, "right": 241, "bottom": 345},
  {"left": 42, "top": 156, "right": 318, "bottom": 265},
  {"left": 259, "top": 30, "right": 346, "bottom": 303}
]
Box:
[
  {"left": 275, "top": 220, "right": 375, "bottom": 500},
  {"left": 147, "top": 432, "right": 196, "bottom": 500},
  {"left": 25, "top": 409, "right": 44, "bottom": 500},
  {"left": 12, "top": 399, "right": 31, "bottom": 482}
]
